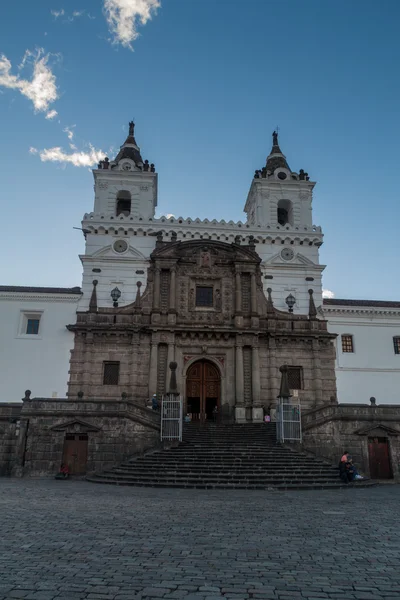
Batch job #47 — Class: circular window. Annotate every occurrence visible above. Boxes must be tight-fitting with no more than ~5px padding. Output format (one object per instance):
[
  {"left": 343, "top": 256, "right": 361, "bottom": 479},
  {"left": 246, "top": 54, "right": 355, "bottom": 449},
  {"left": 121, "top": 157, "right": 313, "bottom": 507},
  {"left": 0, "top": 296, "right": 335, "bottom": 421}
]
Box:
[
  {"left": 281, "top": 248, "right": 294, "bottom": 261},
  {"left": 113, "top": 239, "right": 128, "bottom": 253},
  {"left": 277, "top": 171, "right": 287, "bottom": 180}
]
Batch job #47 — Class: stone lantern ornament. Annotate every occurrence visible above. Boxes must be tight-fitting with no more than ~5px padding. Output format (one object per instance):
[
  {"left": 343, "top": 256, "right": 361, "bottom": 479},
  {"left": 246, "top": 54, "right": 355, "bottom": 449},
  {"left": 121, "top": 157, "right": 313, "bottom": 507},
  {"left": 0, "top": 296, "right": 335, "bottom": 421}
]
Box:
[
  {"left": 285, "top": 293, "right": 296, "bottom": 313},
  {"left": 110, "top": 286, "right": 121, "bottom": 307}
]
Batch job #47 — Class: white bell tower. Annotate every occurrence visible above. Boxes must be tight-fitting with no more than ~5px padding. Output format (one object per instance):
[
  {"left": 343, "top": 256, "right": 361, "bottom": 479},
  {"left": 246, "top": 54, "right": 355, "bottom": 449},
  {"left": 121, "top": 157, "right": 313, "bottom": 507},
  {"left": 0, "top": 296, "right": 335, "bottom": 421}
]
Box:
[
  {"left": 244, "top": 132, "right": 325, "bottom": 313},
  {"left": 78, "top": 122, "right": 158, "bottom": 310}
]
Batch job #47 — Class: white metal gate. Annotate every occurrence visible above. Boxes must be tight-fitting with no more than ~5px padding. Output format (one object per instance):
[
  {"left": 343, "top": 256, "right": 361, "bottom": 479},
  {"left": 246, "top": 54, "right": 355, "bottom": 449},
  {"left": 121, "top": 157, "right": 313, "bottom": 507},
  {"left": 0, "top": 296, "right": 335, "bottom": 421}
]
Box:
[
  {"left": 160, "top": 394, "right": 183, "bottom": 442},
  {"left": 276, "top": 400, "right": 302, "bottom": 443}
]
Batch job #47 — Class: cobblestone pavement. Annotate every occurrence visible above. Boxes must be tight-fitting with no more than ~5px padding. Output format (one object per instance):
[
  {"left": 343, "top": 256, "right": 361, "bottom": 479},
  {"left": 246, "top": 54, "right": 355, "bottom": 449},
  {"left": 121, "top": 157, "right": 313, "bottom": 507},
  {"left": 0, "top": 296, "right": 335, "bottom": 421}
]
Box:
[{"left": 1, "top": 480, "right": 400, "bottom": 600}]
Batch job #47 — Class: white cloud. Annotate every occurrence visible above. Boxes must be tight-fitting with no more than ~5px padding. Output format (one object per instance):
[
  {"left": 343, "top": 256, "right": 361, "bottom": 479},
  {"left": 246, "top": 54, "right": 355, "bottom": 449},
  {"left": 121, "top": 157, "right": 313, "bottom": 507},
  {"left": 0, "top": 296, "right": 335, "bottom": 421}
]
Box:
[
  {"left": 322, "top": 289, "right": 335, "bottom": 299},
  {"left": 51, "top": 9, "right": 65, "bottom": 18},
  {"left": 46, "top": 109, "right": 58, "bottom": 119},
  {"left": 72, "top": 10, "right": 84, "bottom": 17},
  {"left": 0, "top": 49, "right": 58, "bottom": 113},
  {"left": 63, "top": 125, "right": 75, "bottom": 141},
  {"left": 104, "top": 0, "right": 160, "bottom": 50},
  {"left": 32, "top": 145, "right": 106, "bottom": 167}
]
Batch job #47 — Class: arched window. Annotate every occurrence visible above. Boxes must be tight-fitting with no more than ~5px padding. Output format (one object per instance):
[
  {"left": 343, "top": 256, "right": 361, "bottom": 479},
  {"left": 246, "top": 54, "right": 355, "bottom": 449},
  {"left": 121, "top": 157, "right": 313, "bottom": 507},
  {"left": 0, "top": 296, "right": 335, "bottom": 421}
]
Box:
[
  {"left": 277, "top": 199, "right": 293, "bottom": 226},
  {"left": 116, "top": 190, "right": 131, "bottom": 216}
]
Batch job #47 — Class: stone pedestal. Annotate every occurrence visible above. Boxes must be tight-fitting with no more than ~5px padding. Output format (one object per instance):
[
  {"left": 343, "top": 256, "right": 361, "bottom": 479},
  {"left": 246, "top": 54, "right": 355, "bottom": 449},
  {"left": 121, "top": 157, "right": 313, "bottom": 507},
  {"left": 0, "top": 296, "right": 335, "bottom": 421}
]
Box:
[
  {"left": 235, "top": 406, "right": 246, "bottom": 423},
  {"left": 252, "top": 407, "right": 264, "bottom": 423}
]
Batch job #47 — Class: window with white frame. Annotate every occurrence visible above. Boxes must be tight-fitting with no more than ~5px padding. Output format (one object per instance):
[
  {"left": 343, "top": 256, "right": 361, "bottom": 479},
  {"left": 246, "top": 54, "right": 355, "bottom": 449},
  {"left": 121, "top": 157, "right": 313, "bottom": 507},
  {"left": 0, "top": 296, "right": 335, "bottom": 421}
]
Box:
[{"left": 19, "top": 312, "right": 43, "bottom": 337}]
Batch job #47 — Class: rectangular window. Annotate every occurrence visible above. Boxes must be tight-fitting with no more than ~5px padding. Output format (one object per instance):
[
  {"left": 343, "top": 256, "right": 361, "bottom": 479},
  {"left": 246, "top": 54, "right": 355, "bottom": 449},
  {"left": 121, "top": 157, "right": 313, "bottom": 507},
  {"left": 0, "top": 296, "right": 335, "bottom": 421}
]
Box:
[
  {"left": 394, "top": 337, "right": 400, "bottom": 355},
  {"left": 103, "top": 362, "right": 120, "bottom": 385},
  {"left": 26, "top": 318, "right": 40, "bottom": 335},
  {"left": 19, "top": 312, "right": 43, "bottom": 337},
  {"left": 287, "top": 367, "right": 303, "bottom": 390},
  {"left": 341, "top": 334, "right": 354, "bottom": 353},
  {"left": 196, "top": 286, "right": 213, "bottom": 307}
]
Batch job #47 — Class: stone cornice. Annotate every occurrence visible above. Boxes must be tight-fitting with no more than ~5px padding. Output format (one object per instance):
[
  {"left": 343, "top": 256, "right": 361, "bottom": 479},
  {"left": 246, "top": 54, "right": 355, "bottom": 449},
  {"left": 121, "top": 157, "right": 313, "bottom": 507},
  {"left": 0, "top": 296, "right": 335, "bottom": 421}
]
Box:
[
  {"left": 81, "top": 213, "right": 323, "bottom": 245},
  {"left": 323, "top": 306, "right": 400, "bottom": 317},
  {"left": 0, "top": 292, "right": 81, "bottom": 303}
]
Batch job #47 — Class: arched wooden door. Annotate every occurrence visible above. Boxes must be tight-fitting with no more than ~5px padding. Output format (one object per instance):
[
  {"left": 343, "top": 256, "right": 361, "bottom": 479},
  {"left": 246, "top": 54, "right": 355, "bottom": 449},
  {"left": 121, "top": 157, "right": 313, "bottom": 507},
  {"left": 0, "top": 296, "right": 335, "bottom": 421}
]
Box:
[{"left": 186, "top": 360, "right": 220, "bottom": 422}]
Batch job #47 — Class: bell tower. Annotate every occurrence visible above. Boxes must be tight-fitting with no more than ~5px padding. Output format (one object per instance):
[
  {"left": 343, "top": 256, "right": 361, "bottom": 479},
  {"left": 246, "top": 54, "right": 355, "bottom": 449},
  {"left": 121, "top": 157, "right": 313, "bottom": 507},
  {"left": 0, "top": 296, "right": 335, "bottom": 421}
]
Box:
[
  {"left": 245, "top": 131, "right": 314, "bottom": 229},
  {"left": 78, "top": 122, "right": 158, "bottom": 311},
  {"left": 93, "top": 121, "right": 157, "bottom": 220},
  {"left": 244, "top": 131, "right": 324, "bottom": 313}
]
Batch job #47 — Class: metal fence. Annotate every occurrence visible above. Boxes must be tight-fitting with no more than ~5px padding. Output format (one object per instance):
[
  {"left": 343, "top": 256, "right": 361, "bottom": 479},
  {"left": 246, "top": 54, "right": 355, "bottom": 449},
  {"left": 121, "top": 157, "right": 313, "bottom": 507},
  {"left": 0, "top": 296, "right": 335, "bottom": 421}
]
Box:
[
  {"left": 276, "top": 400, "right": 302, "bottom": 443},
  {"left": 160, "top": 394, "right": 183, "bottom": 442}
]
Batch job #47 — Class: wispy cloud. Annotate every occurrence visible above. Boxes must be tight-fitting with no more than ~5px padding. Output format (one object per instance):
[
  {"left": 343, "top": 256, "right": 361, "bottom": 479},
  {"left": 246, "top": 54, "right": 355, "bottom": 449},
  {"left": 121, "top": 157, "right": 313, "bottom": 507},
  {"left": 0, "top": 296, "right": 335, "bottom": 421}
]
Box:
[
  {"left": 51, "top": 8, "right": 94, "bottom": 22},
  {"left": 46, "top": 109, "right": 58, "bottom": 119},
  {"left": 31, "top": 145, "right": 106, "bottom": 168},
  {"left": 51, "top": 9, "right": 65, "bottom": 18},
  {"left": 0, "top": 48, "right": 58, "bottom": 113},
  {"left": 63, "top": 125, "right": 75, "bottom": 141},
  {"left": 322, "top": 289, "right": 335, "bottom": 299},
  {"left": 104, "top": 0, "right": 160, "bottom": 50}
]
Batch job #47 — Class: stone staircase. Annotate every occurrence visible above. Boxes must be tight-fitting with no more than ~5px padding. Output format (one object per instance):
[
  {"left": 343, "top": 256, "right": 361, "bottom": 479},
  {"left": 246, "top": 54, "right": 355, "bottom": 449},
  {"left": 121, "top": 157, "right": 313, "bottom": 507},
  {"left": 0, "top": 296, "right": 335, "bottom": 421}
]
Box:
[{"left": 86, "top": 423, "right": 375, "bottom": 490}]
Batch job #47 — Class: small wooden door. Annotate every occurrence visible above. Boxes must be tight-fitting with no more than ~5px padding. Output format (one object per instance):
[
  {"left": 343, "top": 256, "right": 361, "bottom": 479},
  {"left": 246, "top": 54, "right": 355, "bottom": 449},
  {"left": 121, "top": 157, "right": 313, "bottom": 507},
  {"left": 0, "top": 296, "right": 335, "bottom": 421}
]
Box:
[
  {"left": 368, "top": 437, "right": 392, "bottom": 479},
  {"left": 186, "top": 360, "right": 220, "bottom": 422},
  {"left": 62, "top": 433, "right": 88, "bottom": 475}
]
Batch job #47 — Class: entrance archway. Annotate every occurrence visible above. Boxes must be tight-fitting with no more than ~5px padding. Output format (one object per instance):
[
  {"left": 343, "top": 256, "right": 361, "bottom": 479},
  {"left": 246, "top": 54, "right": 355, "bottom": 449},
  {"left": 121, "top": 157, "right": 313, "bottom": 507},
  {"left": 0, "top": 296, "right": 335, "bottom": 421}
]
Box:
[{"left": 186, "top": 360, "right": 220, "bottom": 422}]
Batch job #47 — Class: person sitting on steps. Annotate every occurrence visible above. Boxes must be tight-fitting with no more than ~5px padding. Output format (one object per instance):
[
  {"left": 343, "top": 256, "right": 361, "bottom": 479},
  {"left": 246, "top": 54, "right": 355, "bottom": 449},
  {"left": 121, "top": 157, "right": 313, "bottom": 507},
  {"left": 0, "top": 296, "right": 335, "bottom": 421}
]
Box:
[{"left": 55, "top": 463, "right": 70, "bottom": 480}]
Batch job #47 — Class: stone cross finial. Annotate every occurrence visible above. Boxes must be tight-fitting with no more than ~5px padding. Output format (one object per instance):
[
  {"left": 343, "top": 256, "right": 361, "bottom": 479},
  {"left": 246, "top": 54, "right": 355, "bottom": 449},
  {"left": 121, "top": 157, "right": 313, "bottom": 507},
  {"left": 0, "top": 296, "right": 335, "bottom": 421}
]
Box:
[
  {"left": 272, "top": 130, "right": 278, "bottom": 145},
  {"left": 128, "top": 121, "right": 135, "bottom": 136}
]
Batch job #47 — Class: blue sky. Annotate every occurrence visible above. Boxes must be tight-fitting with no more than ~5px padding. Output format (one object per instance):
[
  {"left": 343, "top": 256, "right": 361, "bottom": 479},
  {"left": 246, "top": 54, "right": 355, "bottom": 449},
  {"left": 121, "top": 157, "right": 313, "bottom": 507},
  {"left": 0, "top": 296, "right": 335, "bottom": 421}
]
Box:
[{"left": 0, "top": 0, "right": 399, "bottom": 300}]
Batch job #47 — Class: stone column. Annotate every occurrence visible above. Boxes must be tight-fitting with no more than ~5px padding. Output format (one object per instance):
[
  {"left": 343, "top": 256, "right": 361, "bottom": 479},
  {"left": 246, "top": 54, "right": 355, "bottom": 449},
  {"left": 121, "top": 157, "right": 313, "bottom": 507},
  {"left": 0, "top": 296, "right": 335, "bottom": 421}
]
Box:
[
  {"left": 153, "top": 268, "right": 161, "bottom": 311},
  {"left": 235, "top": 343, "right": 245, "bottom": 423},
  {"left": 149, "top": 342, "right": 158, "bottom": 397},
  {"left": 250, "top": 272, "right": 257, "bottom": 314},
  {"left": 251, "top": 345, "right": 263, "bottom": 422},
  {"left": 235, "top": 271, "right": 242, "bottom": 314},
  {"left": 169, "top": 267, "right": 176, "bottom": 311}
]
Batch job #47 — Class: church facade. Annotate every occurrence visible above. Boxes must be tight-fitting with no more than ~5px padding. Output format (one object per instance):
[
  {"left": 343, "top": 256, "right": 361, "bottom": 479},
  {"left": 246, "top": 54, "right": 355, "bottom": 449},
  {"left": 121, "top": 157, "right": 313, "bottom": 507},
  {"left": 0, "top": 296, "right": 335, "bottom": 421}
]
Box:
[
  {"left": 67, "top": 125, "right": 336, "bottom": 421},
  {"left": 1, "top": 124, "right": 400, "bottom": 479}
]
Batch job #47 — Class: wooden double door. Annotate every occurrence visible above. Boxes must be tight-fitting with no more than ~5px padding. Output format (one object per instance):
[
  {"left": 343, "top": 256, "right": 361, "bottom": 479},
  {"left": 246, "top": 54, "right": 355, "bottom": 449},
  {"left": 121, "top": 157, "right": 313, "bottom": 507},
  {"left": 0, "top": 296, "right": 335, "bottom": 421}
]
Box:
[
  {"left": 62, "top": 433, "right": 88, "bottom": 475},
  {"left": 186, "top": 360, "right": 220, "bottom": 422},
  {"left": 368, "top": 437, "right": 393, "bottom": 479}
]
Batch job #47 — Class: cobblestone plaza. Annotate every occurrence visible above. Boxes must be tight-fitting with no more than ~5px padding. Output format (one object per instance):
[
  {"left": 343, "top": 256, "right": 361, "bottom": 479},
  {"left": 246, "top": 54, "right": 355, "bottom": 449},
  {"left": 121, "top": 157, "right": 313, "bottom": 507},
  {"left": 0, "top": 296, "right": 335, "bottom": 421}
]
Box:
[{"left": 1, "top": 481, "right": 400, "bottom": 600}]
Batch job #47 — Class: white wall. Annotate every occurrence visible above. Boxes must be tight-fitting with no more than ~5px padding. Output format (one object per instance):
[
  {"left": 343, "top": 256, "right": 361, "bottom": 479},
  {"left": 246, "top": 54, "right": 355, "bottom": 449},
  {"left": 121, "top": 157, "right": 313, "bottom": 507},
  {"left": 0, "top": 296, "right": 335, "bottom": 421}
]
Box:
[
  {"left": 327, "top": 310, "right": 400, "bottom": 404},
  {"left": 0, "top": 292, "right": 79, "bottom": 402}
]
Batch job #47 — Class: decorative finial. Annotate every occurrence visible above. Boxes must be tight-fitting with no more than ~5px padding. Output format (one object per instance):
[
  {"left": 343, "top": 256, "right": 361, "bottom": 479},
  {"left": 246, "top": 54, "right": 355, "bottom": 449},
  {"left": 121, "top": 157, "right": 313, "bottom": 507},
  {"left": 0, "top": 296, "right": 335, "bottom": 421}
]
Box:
[
  {"left": 272, "top": 130, "right": 278, "bottom": 145},
  {"left": 278, "top": 364, "right": 291, "bottom": 400},
  {"left": 308, "top": 289, "right": 317, "bottom": 319},
  {"left": 128, "top": 121, "right": 135, "bottom": 136},
  {"left": 89, "top": 279, "right": 98, "bottom": 313},
  {"left": 168, "top": 361, "right": 179, "bottom": 395}
]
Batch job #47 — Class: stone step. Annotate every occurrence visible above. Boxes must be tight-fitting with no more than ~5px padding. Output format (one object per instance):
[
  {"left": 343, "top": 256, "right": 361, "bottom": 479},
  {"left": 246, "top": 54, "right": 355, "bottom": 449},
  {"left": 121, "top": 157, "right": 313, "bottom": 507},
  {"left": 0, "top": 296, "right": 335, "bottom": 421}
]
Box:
[
  {"left": 86, "top": 476, "right": 377, "bottom": 491},
  {"left": 116, "top": 467, "right": 338, "bottom": 476},
  {"left": 86, "top": 423, "right": 360, "bottom": 491},
  {"left": 101, "top": 473, "right": 340, "bottom": 483}
]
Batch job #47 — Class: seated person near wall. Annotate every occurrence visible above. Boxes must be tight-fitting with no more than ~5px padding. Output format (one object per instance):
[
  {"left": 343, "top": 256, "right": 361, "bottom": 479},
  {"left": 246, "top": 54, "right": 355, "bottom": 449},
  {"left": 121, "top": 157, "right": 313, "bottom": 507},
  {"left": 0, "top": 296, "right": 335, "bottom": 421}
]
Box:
[
  {"left": 55, "top": 463, "right": 70, "bottom": 479},
  {"left": 338, "top": 452, "right": 365, "bottom": 483}
]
